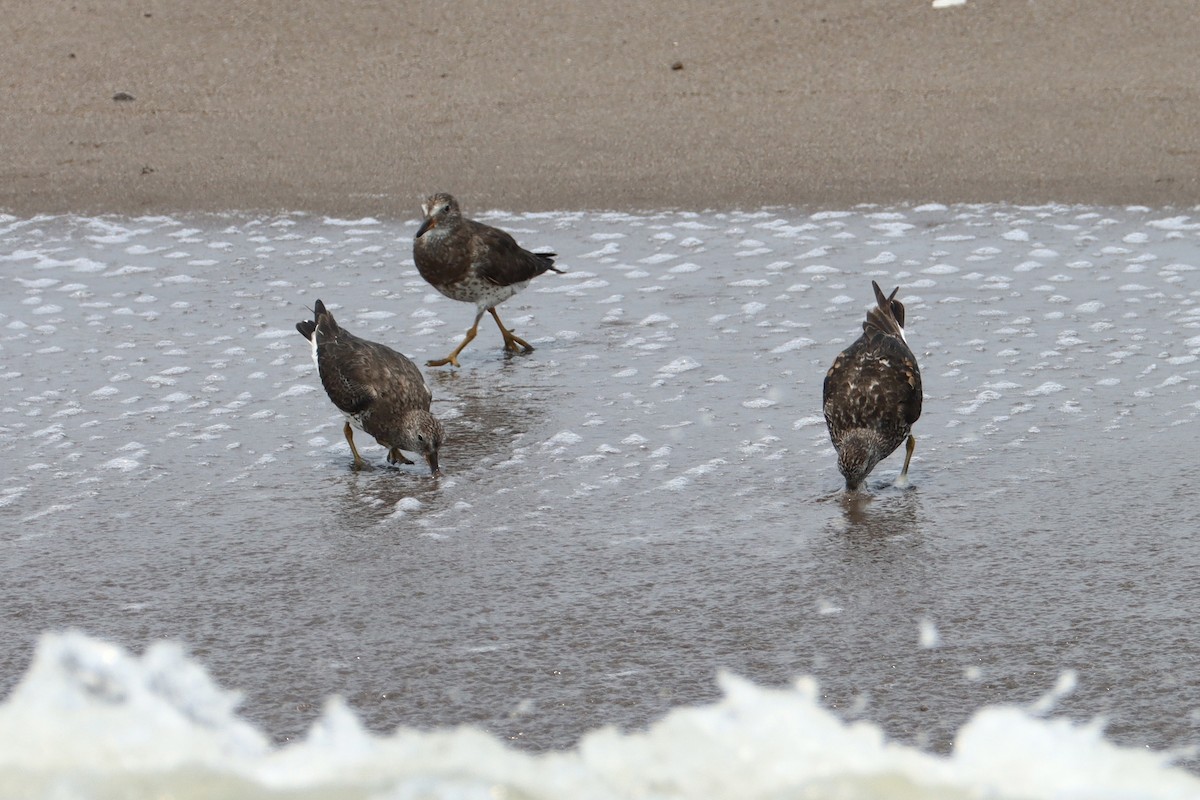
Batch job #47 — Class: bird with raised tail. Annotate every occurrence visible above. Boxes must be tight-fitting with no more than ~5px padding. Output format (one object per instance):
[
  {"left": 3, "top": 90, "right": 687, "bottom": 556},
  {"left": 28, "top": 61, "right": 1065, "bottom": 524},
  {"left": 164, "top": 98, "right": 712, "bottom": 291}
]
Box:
[
  {"left": 296, "top": 300, "right": 445, "bottom": 475},
  {"left": 412, "top": 192, "right": 563, "bottom": 367},
  {"left": 823, "top": 281, "right": 923, "bottom": 491}
]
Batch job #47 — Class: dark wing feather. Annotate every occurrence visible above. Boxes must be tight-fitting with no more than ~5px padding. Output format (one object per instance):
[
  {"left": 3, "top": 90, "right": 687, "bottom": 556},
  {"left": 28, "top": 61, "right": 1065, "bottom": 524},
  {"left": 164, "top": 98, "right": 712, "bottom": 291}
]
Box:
[
  {"left": 319, "top": 330, "right": 430, "bottom": 419},
  {"left": 300, "top": 301, "right": 431, "bottom": 431},
  {"left": 467, "top": 219, "right": 560, "bottom": 287},
  {"left": 296, "top": 298, "right": 329, "bottom": 341},
  {"left": 865, "top": 282, "right": 905, "bottom": 338},
  {"left": 357, "top": 340, "right": 432, "bottom": 413},
  {"left": 889, "top": 297, "right": 905, "bottom": 329},
  {"left": 880, "top": 334, "right": 922, "bottom": 426},
  {"left": 314, "top": 326, "right": 375, "bottom": 415},
  {"left": 823, "top": 330, "right": 922, "bottom": 443}
]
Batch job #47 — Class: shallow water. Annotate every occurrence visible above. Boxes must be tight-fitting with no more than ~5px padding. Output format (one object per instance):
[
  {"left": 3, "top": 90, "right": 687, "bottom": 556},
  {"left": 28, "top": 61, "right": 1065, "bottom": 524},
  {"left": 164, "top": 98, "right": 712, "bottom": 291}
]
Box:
[{"left": 1, "top": 205, "right": 1199, "bottom": 794}]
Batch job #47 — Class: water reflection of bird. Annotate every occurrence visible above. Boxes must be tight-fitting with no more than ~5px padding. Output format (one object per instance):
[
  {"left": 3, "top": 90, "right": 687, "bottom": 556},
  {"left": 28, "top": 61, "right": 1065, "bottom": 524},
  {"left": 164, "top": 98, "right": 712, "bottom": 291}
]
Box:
[
  {"left": 336, "top": 471, "right": 445, "bottom": 528},
  {"left": 412, "top": 192, "right": 562, "bottom": 368},
  {"left": 297, "top": 299, "right": 445, "bottom": 475},
  {"left": 428, "top": 368, "right": 546, "bottom": 467},
  {"left": 835, "top": 491, "right": 922, "bottom": 536},
  {"left": 823, "top": 281, "right": 923, "bottom": 491}
]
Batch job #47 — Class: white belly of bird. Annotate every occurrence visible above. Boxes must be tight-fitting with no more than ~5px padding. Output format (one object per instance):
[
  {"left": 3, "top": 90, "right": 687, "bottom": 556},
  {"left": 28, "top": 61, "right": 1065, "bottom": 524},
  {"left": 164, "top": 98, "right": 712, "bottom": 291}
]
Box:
[
  {"left": 342, "top": 409, "right": 368, "bottom": 434},
  {"left": 439, "top": 273, "right": 527, "bottom": 308}
]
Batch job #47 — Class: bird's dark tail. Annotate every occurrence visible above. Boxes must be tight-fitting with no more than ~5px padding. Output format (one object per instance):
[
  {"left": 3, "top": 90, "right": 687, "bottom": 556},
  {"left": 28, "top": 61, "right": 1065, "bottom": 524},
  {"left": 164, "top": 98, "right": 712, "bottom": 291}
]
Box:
[
  {"left": 296, "top": 299, "right": 337, "bottom": 341},
  {"left": 537, "top": 252, "right": 564, "bottom": 274},
  {"left": 864, "top": 281, "right": 906, "bottom": 339}
]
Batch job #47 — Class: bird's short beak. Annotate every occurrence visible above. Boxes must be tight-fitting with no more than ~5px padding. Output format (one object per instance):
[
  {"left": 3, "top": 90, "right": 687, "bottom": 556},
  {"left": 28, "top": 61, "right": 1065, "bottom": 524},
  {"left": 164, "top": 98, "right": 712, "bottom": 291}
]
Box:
[
  {"left": 416, "top": 218, "right": 434, "bottom": 238},
  {"left": 426, "top": 451, "right": 441, "bottom": 476}
]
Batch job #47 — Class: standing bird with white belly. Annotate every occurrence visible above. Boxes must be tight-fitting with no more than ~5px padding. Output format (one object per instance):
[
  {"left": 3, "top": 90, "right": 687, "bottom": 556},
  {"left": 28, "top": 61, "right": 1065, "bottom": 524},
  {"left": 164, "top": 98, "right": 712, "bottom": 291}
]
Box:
[{"left": 412, "top": 193, "right": 563, "bottom": 368}]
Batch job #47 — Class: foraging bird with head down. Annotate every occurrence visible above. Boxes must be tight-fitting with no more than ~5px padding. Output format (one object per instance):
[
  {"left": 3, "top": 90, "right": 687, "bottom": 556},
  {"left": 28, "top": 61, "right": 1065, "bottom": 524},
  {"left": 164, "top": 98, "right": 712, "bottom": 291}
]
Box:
[
  {"left": 412, "top": 192, "right": 563, "bottom": 367},
  {"left": 296, "top": 300, "right": 445, "bottom": 475},
  {"left": 823, "top": 281, "right": 923, "bottom": 491}
]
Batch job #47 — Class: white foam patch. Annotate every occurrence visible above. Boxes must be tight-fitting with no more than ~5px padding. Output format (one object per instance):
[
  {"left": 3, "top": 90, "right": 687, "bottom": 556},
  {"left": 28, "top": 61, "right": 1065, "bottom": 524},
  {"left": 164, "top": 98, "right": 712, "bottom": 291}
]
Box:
[
  {"left": 872, "top": 222, "right": 915, "bottom": 236},
  {"left": 658, "top": 357, "right": 701, "bottom": 375},
  {"left": 1, "top": 633, "right": 1196, "bottom": 799},
  {"left": 1026, "top": 382, "right": 1067, "bottom": 396},
  {"left": 543, "top": 431, "right": 583, "bottom": 450},
  {"left": 918, "top": 618, "right": 942, "bottom": 649},
  {"left": 392, "top": 497, "right": 422, "bottom": 515},
  {"left": 1146, "top": 216, "right": 1200, "bottom": 231},
  {"left": 771, "top": 337, "right": 816, "bottom": 354},
  {"left": 639, "top": 252, "right": 678, "bottom": 265},
  {"left": 276, "top": 385, "right": 317, "bottom": 398},
  {"left": 797, "top": 246, "right": 832, "bottom": 260}
]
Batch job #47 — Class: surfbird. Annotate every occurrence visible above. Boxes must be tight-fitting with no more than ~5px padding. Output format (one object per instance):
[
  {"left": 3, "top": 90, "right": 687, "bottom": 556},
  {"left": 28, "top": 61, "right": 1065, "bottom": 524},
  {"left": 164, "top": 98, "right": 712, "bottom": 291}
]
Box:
[
  {"left": 296, "top": 300, "right": 445, "bottom": 474},
  {"left": 823, "top": 281, "right": 923, "bottom": 491},
  {"left": 412, "top": 192, "right": 563, "bottom": 367}
]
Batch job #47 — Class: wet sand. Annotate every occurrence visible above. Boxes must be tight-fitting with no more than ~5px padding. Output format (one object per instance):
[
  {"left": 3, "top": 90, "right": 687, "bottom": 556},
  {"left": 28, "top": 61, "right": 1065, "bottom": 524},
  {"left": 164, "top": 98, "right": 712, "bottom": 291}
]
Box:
[
  {"left": 4, "top": 206, "right": 1200, "bottom": 762},
  {"left": 3, "top": 0, "right": 1199, "bottom": 216}
]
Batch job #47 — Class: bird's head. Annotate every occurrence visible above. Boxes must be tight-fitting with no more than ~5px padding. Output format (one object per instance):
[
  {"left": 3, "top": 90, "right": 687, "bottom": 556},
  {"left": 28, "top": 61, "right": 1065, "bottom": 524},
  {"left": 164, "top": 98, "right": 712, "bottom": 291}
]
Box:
[
  {"left": 836, "top": 430, "right": 885, "bottom": 492},
  {"left": 413, "top": 411, "right": 446, "bottom": 476},
  {"left": 416, "top": 192, "right": 460, "bottom": 239}
]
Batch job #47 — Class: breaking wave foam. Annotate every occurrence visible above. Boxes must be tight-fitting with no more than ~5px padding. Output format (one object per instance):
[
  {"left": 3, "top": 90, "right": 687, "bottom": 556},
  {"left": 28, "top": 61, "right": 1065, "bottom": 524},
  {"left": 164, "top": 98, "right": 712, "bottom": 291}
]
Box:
[{"left": 1, "top": 632, "right": 1196, "bottom": 800}]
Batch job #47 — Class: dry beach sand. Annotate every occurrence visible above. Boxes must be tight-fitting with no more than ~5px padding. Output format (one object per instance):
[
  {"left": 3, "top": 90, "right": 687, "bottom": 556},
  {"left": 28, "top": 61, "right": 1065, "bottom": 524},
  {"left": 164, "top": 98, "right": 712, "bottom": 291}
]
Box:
[{"left": 3, "top": 0, "right": 1199, "bottom": 216}]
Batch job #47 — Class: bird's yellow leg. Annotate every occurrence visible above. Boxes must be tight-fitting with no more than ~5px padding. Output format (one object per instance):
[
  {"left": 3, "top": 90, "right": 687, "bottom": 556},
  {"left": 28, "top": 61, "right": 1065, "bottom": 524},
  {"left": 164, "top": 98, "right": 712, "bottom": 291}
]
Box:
[
  {"left": 895, "top": 434, "right": 917, "bottom": 487},
  {"left": 427, "top": 318, "right": 480, "bottom": 368},
  {"left": 489, "top": 307, "right": 534, "bottom": 353},
  {"left": 344, "top": 421, "right": 367, "bottom": 469}
]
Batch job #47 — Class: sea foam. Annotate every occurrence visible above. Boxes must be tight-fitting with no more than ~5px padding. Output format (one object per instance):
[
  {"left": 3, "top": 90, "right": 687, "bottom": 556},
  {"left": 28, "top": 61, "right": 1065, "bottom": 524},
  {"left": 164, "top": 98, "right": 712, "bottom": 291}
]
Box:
[{"left": 1, "top": 632, "right": 1197, "bottom": 800}]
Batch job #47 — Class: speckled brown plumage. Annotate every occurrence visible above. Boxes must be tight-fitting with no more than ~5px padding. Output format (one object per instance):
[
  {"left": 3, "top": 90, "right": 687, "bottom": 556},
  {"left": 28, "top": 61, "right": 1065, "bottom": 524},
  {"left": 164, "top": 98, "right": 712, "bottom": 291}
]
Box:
[
  {"left": 412, "top": 192, "right": 562, "bottom": 367},
  {"left": 823, "top": 281, "right": 923, "bottom": 490},
  {"left": 297, "top": 300, "right": 445, "bottom": 474}
]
